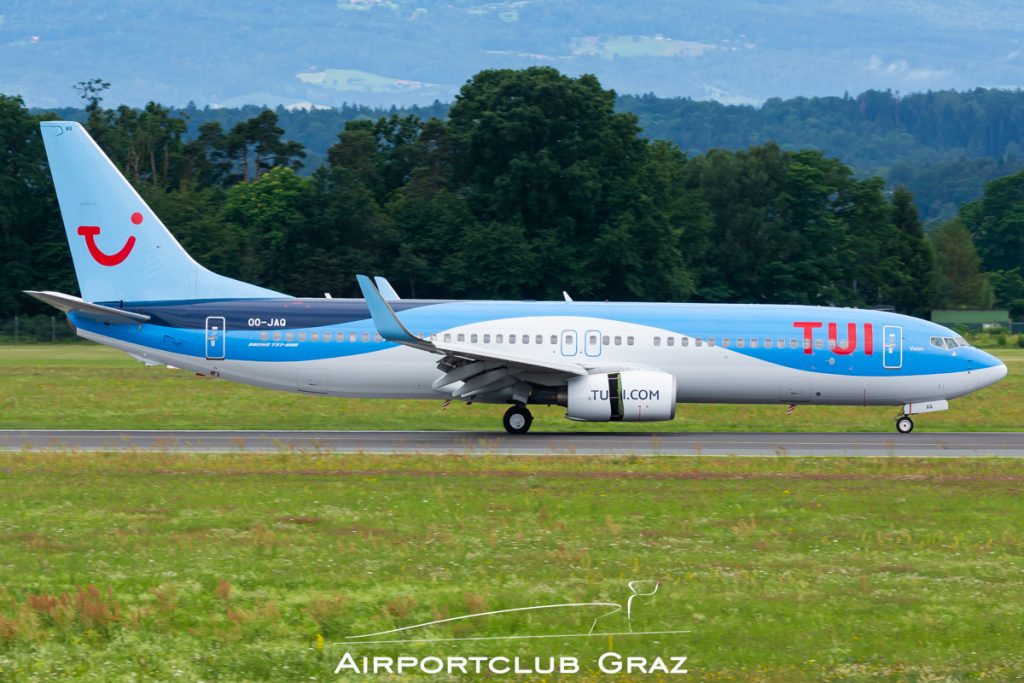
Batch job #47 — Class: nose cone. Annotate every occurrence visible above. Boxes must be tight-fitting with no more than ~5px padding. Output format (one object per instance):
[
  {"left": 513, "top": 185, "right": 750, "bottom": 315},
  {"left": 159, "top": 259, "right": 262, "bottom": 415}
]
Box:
[{"left": 975, "top": 354, "right": 1008, "bottom": 390}]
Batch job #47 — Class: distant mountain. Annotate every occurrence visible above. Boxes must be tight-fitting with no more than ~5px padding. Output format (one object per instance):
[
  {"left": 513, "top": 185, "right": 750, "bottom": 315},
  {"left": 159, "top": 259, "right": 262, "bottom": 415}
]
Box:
[{"left": 3, "top": 0, "right": 1024, "bottom": 108}]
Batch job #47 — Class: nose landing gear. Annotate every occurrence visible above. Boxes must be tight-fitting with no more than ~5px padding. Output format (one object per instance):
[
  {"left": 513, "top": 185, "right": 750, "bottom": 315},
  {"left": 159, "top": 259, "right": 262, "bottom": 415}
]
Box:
[
  {"left": 895, "top": 415, "right": 914, "bottom": 434},
  {"left": 503, "top": 404, "right": 533, "bottom": 434}
]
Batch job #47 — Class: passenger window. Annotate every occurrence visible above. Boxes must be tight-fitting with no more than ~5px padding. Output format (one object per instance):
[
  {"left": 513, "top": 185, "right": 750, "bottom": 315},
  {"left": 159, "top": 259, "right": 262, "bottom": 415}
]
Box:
[
  {"left": 681, "top": 337, "right": 689, "bottom": 347},
  {"left": 722, "top": 337, "right": 731, "bottom": 348},
  {"left": 375, "top": 333, "right": 382, "bottom": 342},
  {"left": 653, "top": 336, "right": 661, "bottom": 346},
  {"left": 336, "top": 332, "right": 345, "bottom": 342},
  {"left": 536, "top": 335, "right": 543, "bottom": 344},
  {"left": 260, "top": 331, "right": 269, "bottom": 341},
  {"left": 444, "top": 333, "right": 452, "bottom": 343},
  {"left": 737, "top": 337, "right": 746, "bottom": 348},
  {"left": 429, "top": 334, "right": 437, "bottom": 343},
  {"left": 483, "top": 334, "right": 490, "bottom": 343},
  {"left": 565, "top": 335, "right": 573, "bottom": 345},
  {"left": 603, "top": 335, "right": 610, "bottom": 345},
  {"left": 324, "top": 333, "right": 331, "bottom": 343},
  {"left": 522, "top": 334, "right": 530, "bottom": 345},
  {"left": 778, "top": 338, "right": 785, "bottom": 349},
  {"left": 801, "top": 338, "right": 809, "bottom": 350},
  {"left": 362, "top": 332, "right": 369, "bottom": 343},
  {"left": 827, "top": 338, "right": 836, "bottom": 349},
  {"left": 273, "top": 331, "right": 281, "bottom": 341},
  {"left": 349, "top": 332, "right": 357, "bottom": 343},
  {"left": 614, "top": 336, "right": 622, "bottom": 346},
  {"left": 667, "top": 337, "right": 674, "bottom": 347},
  {"left": 509, "top": 334, "right": 516, "bottom": 344},
  {"left": 627, "top": 336, "right": 635, "bottom": 346},
  {"left": 496, "top": 334, "right": 503, "bottom": 343},
  {"left": 815, "top": 339, "right": 823, "bottom": 350},
  {"left": 297, "top": 332, "right": 306, "bottom": 342},
  {"left": 695, "top": 337, "right": 702, "bottom": 347},
  {"left": 708, "top": 337, "right": 716, "bottom": 347},
  {"left": 470, "top": 333, "right": 478, "bottom": 343},
  {"left": 551, "top": 335, "right": 557, "bottom": 344},
  {"left": 311, "top": 332, "right": 319, "bottom": 341},
  {"left": 590, "top": 334, "right": 599, "bottom": 346},
  {"left": 286, "top": 332, "right": 295, "bottom": 342},
  {"left": 749, "top": 338, "right": 757, "bottom": 348},
  {"left": 457, "top": 333, "right": 465, "bottom": 343}
]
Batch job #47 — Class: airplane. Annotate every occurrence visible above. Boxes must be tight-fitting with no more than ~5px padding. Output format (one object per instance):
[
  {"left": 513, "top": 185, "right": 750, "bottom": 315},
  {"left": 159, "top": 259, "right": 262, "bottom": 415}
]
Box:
[{"left": 26, "top": 121, "right": 1007, "bottom": 435}]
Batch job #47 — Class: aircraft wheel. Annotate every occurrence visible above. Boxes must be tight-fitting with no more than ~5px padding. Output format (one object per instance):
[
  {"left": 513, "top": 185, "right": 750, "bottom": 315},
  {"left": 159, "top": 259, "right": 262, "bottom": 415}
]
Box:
[
  {"left": 896, "top": 416, "right": 914, "bottom": 434},
  {"left": 503, "top": 405, "right": 533, "bottom": 435}
]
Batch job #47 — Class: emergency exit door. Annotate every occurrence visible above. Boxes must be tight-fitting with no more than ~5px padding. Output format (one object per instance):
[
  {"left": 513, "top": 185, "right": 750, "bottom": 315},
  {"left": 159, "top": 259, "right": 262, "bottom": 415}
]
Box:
[
  {"left": 205, "top": 316, "right": 226, "bottom": 360},
  {"left": 882, "top": 325, "right": 902, "bottom": 369}
]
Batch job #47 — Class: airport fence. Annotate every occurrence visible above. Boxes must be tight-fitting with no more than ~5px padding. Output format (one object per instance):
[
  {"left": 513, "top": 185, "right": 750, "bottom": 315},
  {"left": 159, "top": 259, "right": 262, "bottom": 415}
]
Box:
[{"left": 0, "top": 315, "right": 79, "bottom": 343}]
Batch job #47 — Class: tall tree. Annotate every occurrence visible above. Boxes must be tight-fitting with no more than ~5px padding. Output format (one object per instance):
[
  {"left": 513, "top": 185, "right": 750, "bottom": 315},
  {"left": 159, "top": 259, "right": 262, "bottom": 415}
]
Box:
[
  {"left": 885, "top": 186, "right": 935, "bottom": 317},
  {"left": 446, "top": 67, "right": 700, "bottom": 300},
  {"left": 0, "top": 96, "right": 75, "bottom": 313},
  {"left": 959, "top": 170, "right": 1024, "bottom": 273},
  {"left": 930, "top": 219, "right": 994, "bottom": 309},
  {"left": 227, "top": 110, "right": 305, "bottom": 183}
]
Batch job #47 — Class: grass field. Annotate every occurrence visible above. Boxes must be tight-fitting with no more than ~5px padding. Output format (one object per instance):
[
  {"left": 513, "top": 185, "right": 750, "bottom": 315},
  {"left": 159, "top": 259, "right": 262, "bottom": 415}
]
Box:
[
  {"left": 0, "top": 453, "right": 1022, "bottom": 681},
  {"left": 0, "top": 344, "right": 1022, "bottom": 432},
  {"left": 2, "top": 344, "right": 1023, "bottom": 681}
]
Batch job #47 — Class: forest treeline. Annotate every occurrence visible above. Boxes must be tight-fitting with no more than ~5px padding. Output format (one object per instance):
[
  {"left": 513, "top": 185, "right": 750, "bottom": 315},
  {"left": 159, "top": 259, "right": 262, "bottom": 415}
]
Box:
[
  {"left": 2, "top": 68, "right": 1022, "bottom": 320},
  {"left": 41, "top": 87, "right": 1024, "bottom": 225}
]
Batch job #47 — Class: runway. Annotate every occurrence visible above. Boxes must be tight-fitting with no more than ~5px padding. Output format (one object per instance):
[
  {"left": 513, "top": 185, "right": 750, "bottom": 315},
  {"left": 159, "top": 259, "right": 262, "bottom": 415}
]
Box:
[{"left": 2, "top": 429, "right": 1024, "bottom": 456}]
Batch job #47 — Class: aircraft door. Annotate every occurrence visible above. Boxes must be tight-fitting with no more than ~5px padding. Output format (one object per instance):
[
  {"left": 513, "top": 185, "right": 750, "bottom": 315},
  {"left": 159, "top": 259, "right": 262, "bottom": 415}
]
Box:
[
  {"left": 882, "top": 325, "right": 902, "bottom": 369},
  {"left": 584, "top": 329, "right": 602, "bottom": 357},
  {"left": 561, "top": 330, "right": 578, "bottom": 356},
  {"left": 205, "top": 316, "right": 226, "bottom": 360}
]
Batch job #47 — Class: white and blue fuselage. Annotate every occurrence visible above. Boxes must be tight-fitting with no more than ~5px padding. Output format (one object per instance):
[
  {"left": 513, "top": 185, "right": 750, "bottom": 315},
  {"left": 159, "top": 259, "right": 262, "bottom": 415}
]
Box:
[
  {"left": 71, "top": 297, "right": 1005, "bottom": 406},
  {"left": 30, "top": 121, "right": 1007, "bottom": 434}
]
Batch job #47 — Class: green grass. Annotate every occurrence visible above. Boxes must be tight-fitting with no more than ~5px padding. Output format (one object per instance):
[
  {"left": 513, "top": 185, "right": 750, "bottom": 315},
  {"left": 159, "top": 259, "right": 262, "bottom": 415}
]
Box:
[
  {"left": 1, "top": 344, "right": 1021, "bottom": 431},
  {"left": 0, "top": 453, "right": 1022, "bottom": 681}
]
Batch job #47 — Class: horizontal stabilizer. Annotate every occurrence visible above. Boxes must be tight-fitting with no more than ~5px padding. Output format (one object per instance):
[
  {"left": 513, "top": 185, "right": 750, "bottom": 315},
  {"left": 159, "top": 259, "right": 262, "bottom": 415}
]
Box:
[{"left": 24, "top": 290, "right": 150, "bottom": 325}]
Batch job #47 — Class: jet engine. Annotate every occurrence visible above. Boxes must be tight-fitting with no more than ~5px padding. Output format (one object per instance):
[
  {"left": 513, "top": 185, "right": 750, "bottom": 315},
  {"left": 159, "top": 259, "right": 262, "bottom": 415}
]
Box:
[{"left": 566, "top": 371, "right": 677, "bottom": 422}]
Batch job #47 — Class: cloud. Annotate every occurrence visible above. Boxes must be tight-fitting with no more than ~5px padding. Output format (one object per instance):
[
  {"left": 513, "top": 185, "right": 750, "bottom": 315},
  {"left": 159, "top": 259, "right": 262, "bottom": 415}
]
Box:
[{"left": 867, "top": 55, "right": 951, "bottom": 82}]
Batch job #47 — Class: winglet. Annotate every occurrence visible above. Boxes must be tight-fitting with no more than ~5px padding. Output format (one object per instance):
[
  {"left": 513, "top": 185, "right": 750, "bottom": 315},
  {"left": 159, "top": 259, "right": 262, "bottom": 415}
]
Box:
[
  {"left": 563, "top": 291, "right": 573, "bottom": 302},
  {"left": 373, "top": 276, "right": 401, "bottom": 300},
  {"left": 356, "top": 275, "right": 429, "bottom": 349}
]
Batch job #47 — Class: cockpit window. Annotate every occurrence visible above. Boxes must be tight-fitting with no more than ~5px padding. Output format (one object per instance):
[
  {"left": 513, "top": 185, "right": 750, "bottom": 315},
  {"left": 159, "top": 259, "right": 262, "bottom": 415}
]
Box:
[{"left": 932, "top": 336, "right": 970, "bottom": 350}]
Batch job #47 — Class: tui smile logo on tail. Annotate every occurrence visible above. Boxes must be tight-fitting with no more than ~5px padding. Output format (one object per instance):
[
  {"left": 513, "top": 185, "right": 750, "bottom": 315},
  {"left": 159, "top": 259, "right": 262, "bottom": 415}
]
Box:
[{"left": 77, "top": 212, "right": 141, "bottom": 266}]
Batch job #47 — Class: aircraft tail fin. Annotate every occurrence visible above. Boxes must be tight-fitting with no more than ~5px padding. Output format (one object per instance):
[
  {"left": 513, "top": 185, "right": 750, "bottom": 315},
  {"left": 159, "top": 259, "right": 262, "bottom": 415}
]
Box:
[{"left": 39, "top": 121, "right": 287, "bottom": 303}]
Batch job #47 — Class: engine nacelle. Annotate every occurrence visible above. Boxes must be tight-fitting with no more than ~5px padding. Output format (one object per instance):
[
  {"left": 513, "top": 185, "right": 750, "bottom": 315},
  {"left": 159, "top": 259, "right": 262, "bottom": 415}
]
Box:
[{"left": 566, "top": 371, "right": 677, "bottom": 422}]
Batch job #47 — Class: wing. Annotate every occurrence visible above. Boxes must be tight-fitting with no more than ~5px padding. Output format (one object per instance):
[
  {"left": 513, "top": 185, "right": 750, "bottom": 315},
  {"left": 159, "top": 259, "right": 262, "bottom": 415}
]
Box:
[{"left": 356, "top": 275, "right": 588, "bottom": 401}]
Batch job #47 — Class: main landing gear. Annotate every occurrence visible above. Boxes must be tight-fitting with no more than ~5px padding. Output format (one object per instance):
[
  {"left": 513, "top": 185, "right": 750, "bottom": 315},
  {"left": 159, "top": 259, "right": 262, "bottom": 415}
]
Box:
[
  {"left": 503, "top": 404, "right": 533, "bottom": 435},
  {"left": 895, "top": 415, "right": 914, "bottom": 434}
]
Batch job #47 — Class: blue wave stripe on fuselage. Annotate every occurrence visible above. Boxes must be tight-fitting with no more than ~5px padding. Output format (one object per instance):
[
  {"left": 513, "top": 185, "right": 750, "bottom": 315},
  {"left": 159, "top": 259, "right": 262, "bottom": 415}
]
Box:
[{"left": 72, "top": 299, "right": 998, "bottom": 376}]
